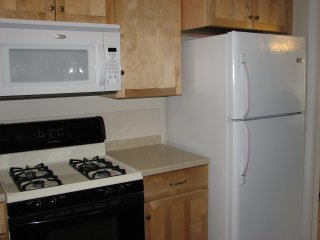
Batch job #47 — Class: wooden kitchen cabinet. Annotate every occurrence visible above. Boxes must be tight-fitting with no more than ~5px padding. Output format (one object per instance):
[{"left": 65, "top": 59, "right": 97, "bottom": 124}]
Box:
[
  {"left": 0, "top": 202, "right": 8, "bottom": 240},
  {"left": 182, "top": 0, "right": 292, "bottom": 34},
  {"left": 114, "top": 0, "right": 181, "bottom": 98},
  {"left": 144, "top": 165, "right": 208, "bottom": 240},
  {"left": 0, "top": 0, "right": 181, "bottom": 98},
  {"left": 0, "top": 0, "right": 115, "bottom": 24}
]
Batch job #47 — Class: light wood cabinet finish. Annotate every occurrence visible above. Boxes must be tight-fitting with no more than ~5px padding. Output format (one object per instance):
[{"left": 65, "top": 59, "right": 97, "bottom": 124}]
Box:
[
  {"left": 0, "top": 203, "right": 6, "bottom": 236},
  {"left": 144, "top": 165, "right": 208, "bottom": 240},
  {"left": 55, "top": 0, "right": 115, "bottom": 23},
  {"left": 0, "top": 202, "right": 7, "bottom": 240},
  {"left": 0, "top": 0, "right": 181, "bottom": 98},
  {"left": 0, "top": 235, "right": 8, "bottom": 240},
  {"left": 114, "top": 0, "right": 181, "bottom": 98},
  {"left": 0, "top": 0, "right": 115, "bottom": 23},
  {"left": 252, "top": 0, "right": 292, "bottom": 33},
  {"left": 0, "top": 0, "right": 55, "bottom": 20},
  {"left": 182, "top": 0, "right": 292, "bottom": 34}
]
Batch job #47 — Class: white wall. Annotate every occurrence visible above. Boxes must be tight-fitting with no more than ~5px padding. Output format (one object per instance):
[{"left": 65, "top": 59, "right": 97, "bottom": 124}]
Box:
[
  {"left": 0, "top": 96, "right": 167, "bottom": 143},
  {"left": 293, "top": 0, "right": 320, "bottom": 239}
]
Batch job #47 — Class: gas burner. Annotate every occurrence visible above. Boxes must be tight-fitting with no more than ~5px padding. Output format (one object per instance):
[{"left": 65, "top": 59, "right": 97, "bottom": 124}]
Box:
[
  {"left": 69, "top": 156, "right": 126, "bottom": 180},
  {"left": 9, "top": 163, "right": 63, "bottom": 192}
]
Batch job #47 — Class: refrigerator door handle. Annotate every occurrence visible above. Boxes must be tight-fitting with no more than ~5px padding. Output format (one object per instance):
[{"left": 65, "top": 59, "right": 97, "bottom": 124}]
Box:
[
  {"left": 241, "top": 121, "right": 250, "bottom": 185},
  {"left": 241, "top": 53, "right": 250, "bottom": 118}
]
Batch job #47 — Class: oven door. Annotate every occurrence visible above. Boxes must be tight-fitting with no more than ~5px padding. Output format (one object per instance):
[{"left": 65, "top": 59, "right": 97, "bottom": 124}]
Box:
[{"left": 8, "top": 193, "right": 145, "bottom": 240}]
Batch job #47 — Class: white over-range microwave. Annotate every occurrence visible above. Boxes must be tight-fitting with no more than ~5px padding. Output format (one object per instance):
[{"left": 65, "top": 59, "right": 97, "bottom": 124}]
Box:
[{"left": 0, "top": 18, "right": 121, "bottom": 100}]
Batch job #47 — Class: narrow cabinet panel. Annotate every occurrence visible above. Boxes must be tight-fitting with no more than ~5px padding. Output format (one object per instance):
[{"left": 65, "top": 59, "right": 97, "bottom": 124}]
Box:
[
  {"left": 182, "top": 0, "right": 292, "bottom": 34},
  {"left": 56, "top": 0, "right": 115, "bottom": 23},
  {"left": 210, "top": 0, "right": 252, "bottom": 29},
  {"left": 252, "top": 0, "right": 292, "bottom": 33},
  {"left": 115, "top": 0, "right": 181, "bottom": 98},
  {"left": 0, "top": 0, "right": 115, "bottom": 23},
  {"left": 0, "top": 0, "right": 54, "bottom": 20}
]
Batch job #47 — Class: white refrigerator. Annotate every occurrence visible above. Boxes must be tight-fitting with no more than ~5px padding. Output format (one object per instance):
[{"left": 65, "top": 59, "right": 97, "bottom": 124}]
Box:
[{"left": 167, "top": 32, "right": 306, "bottom": 240}]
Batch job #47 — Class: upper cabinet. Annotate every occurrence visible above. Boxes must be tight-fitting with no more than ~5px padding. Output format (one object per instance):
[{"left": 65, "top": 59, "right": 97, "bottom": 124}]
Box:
[
  {"left": 0, "top": 0, "right": 115, "bottom": 24},
  {"left": 182, "top": 0, "right": 293, "bottom": 34},
  {"left": 114, "top": 0, "right": 181, "bottom": 98},
  {"left": 0, "top": 0, "right": 182, "bottom": 98}
]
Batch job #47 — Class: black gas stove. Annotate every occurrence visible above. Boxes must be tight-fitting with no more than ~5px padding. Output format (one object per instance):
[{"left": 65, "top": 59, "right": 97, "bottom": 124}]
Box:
[{"left": 0, "top": 116, "right": 145, "bottom": 240}]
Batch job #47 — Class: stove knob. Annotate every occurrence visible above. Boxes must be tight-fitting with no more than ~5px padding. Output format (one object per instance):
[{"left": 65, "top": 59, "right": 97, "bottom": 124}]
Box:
[
  {"left": 117, "top": 184, "right": 126, "bottom": 193},
  {"left": 47, "top": 197, "right": 57, "bottom": 207},
  {"left": 26, "top": 200, "right": 42, "bottom": 209},
  {"left": 104, "top": 186, "right": 115, "bottom": 196}
]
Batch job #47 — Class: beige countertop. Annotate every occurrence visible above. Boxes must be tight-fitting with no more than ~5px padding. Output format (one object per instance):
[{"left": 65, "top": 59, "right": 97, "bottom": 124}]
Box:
[{"left": 107, "top": 144, "right": 209, "bottom": 176}]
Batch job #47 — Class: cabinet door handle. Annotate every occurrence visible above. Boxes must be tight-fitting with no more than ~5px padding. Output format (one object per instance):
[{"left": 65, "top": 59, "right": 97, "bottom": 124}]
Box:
[
  {"left": 248, "top": 15, "right": 254, "bottom": 20},
  {"left": 169, "top": 179, "right": 187, "bottom": 186},
  {"left": 48, "top": 5, "right": 55, "bottom": 11},
  {"left": 54, "top": 34, "right": 67, "bottom": 39},
  {"left": 254, "top": 15, "right": 260, "bottom": 20},
  {"left": 58, "top": 5, "right": 65, "bottom": 12},
  {"left": 146, "top": 215, "right": 151, "bottom": 220}
]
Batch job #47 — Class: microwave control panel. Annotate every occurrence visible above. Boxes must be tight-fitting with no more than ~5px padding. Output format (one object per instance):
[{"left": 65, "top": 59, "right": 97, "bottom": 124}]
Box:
[{"left": 105, "top": 47, "right": 121, "bottom": 91}]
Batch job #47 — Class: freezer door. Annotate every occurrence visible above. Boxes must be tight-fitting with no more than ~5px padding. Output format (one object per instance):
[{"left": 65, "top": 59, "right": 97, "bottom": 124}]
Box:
[
  {"left": 230, "top": 114, "right": 304, "bottom": 240},
  {"left": 228, "top": 32, "right": 305, "bottom": 119}
]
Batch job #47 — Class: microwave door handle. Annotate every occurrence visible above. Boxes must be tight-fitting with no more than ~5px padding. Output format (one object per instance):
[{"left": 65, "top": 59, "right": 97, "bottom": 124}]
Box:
[{"left": 98, "top": 45, "right": 106, "bottom": 86}]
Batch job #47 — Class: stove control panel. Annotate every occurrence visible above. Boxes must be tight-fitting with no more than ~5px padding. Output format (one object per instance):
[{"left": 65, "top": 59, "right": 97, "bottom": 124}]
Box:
[{"left": 7, "top": 180, "right": 143, "bottom": 218}]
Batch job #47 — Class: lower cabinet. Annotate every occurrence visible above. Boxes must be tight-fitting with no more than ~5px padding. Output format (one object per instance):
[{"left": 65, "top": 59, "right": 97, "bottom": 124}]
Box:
[
  {"left": 0, "top": 202, "right": 8, "bottom": 240},
  {"left": 0, "top": 235, "right": 8, "bottom": 240},
  {"left": 143, "top": 165, "right": 208, "bottom": 240}
]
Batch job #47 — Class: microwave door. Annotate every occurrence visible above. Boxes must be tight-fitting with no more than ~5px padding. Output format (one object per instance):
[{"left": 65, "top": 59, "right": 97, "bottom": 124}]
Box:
[{"left": 0, "top": 25, "right": 120, "bottom": 98}]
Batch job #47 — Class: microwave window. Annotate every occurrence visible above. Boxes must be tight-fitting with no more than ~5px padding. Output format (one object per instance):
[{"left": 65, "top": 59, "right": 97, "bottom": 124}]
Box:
[{"left": 9, "top": 49, "right": 89, "bottom": 83}]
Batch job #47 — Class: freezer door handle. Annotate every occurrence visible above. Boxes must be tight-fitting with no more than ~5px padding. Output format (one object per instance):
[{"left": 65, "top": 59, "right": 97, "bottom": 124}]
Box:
[
  {"left": 241, "top": 121, "right": 250, "bottom": 185},
  {"left": 241, "top": 53, "right": 250, "bottom": 118}
]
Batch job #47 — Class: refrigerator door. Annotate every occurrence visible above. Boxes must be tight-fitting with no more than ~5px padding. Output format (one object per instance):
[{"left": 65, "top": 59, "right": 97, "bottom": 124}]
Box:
[
  {"left": 230, "top": 114, "right": 304, "bottom": 240},
  {"left": 228, "top": 32, "right": 305, "bottom": 120}
]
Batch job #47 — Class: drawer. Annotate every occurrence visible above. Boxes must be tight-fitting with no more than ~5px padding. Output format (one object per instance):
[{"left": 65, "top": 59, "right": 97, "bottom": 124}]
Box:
[{"left": 144, "top": 165, "right": 208, "bottom": 202}]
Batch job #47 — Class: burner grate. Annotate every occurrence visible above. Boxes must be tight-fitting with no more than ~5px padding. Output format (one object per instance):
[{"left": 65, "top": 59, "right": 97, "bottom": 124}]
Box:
[
  {"left": 69, "top": 156, "right": 126, "bottom": 180},
  {"left": 9, "top": 163, "right": 63, "bottom": 191}
]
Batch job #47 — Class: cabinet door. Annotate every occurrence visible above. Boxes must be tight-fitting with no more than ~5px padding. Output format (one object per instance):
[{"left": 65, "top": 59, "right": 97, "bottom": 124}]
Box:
[
  {"left": 0, "top": 203, "right": 6, "bottom": 235},
  {"left": 55, "top": 0, "right": 115, "bottom": 23},
  {"left": 115, "top": 0, "right": 181, "bottom": 98},
  {"left": 144, "top": 189, "right": 208, "bottom": 240},
  {"left": 0, "top": 0, "right": 55, "bottom": 20},
  {"left": 252, "top": 0, "right": 292, "bottom": 33},
  {"left": 182, "top": 0, "right": 252, "bottom": 31},
  {"left": 0, "top": 235, "right": 8, "bottom": 240}
]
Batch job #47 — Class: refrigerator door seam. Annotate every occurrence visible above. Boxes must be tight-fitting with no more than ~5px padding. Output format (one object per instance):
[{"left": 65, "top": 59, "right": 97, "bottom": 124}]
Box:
[{"left": 229, "top": 111, "right": 305, "bottom": 122}]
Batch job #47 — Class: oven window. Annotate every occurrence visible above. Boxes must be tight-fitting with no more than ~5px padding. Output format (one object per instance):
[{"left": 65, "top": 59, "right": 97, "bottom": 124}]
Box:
[{"left": 9, "top": 194, "right": 145, "bottom": 240}]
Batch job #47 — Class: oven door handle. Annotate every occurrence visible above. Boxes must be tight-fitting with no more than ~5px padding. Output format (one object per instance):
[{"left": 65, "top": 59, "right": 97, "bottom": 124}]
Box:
[
  {"left": 13, "top": 206, "right": 113, "bottom": 227},
  {"left": 10, "top": 193, "right": 143, "bottom": 227}
]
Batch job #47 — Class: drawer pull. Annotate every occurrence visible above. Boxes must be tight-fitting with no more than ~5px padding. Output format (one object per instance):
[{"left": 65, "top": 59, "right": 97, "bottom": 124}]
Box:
[
  {"left": 170, "top": 179, "right": 187, "bottom": 186},
  {"left": 146, "top": 215, "right": 151, "bottom": 220}
]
